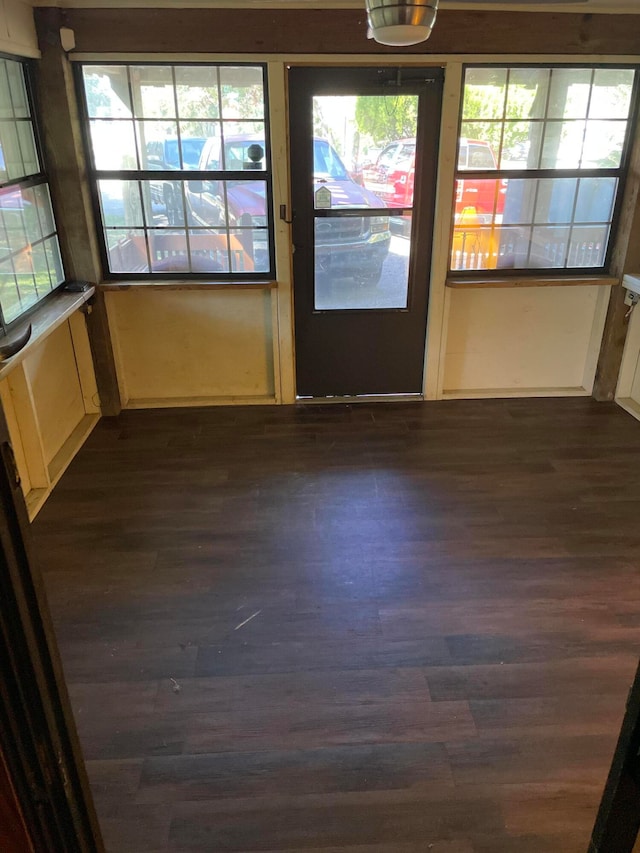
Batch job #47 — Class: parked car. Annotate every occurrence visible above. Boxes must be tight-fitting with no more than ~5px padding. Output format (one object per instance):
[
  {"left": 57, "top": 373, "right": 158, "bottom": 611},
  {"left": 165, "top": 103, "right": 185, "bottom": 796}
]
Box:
[
  {"left": 146, "top": 137, "right": 207, "bottom": 225},
  {"left": 186, "top": 135, "right": 391, "bottom": 282},
  {"left": 362, "top": 137, "right": 507, "bottom": 230},
  {"left": 145, "top": 137, "right": 207, "bottom": 171}
]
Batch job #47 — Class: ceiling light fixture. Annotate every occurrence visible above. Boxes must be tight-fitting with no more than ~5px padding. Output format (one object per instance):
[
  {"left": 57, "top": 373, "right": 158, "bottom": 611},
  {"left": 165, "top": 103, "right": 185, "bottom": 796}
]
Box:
[{"left": 366, "top": 0, "right": 439, "bottom": 46}]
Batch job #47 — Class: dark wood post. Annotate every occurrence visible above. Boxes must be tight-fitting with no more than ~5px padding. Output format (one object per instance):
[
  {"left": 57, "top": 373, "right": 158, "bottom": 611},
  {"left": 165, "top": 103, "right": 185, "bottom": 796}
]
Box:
[{"left": 33, "top": 9, "right": 121, "bottom": 416}]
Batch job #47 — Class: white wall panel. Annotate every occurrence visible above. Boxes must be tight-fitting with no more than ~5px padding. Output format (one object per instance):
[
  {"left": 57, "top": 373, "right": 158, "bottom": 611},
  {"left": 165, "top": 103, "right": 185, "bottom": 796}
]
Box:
[
  {"left": 443, "top": 285, "right": 608, "bottom": 396},
  {"left": 106, "top": 289, "right": 276, "bottom": 406},
  {"left": 23, "top": 321, "right": 86, "bottom": 465}
]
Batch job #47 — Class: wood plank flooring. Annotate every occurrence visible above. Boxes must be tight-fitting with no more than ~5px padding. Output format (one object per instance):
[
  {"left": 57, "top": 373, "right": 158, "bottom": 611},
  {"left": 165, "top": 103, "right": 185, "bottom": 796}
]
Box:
[{"left": 31, "top": 398, "right": 640, "bottom": 853}]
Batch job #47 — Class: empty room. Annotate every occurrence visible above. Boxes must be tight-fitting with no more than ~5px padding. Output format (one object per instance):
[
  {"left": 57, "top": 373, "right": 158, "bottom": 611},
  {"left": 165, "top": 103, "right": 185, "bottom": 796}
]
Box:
[{"left": 1, "top": 1, "right": 640, "bottom": 851}]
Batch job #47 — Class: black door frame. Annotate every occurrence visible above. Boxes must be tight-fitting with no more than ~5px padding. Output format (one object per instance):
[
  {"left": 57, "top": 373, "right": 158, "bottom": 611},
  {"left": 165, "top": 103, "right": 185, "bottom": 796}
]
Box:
[
  {"left": 0, "top": 405, "right": 104, "bottom": 851},
  {"left": 289, "top": 65, "right": 443, "bottom": 399},
  {"left": 589, "top": 658, "right": 640, "bottom": 852}
]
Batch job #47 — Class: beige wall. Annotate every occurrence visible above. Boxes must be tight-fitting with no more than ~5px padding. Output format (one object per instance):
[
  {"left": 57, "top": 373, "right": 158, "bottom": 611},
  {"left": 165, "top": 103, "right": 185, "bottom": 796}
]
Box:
[
  {"left": 0, "top": 306, "right": 100, "bottom": 518},
  {"left": 441, "top": 286, "right": 611, "bottom": 398},
  {"left": 616, "top": 301, "right": 640, "bottom": 421},
  {"left": 0, "top": 0, "right": 38, "bottom": 57},
  {"left": 106, "top": 289, "right": 277, "bottom": 407}
]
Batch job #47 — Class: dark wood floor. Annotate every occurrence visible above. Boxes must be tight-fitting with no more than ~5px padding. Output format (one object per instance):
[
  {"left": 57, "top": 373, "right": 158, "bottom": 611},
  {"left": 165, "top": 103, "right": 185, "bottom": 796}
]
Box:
[{"left": 31, "top": 397, "right": 640, "bottom": 853}]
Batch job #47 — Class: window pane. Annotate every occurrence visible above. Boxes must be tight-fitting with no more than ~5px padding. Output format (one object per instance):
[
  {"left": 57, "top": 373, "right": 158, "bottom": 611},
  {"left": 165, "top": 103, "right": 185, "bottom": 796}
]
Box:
[
  {"left": 534, "top": 178, "right": 578, "bottom": 224},
  {"left": 175, "top": 66, "right": 220, "bottom": 118},
  {"left": 230, "top": 227, "right": 269, "bottom": 273},
  {"left": 177, "top": 127, "right": 213, "bottom": 167},
  {"left": 106, "top": 228, "right": 149, "bottom": 272},
  {"left": 501, "top": 179, "right": 535, "bottom": 225},
  {"left": 582, "top": 120, "right": 627, "bottom": 168},
  {"left": 186, "top": 179, "right": 267, "bottom": 228},
  {"left": 137, "top": 120, "right": 179, "bottom": 168},
  {"left": 221, "top": 133, "right": 267, "bottom": 171},
  {"left": 141, "top": 179, "right": 185, "bottom": 227},
  {"left": 451, "top": 224, "right": 521, "bottom": 271},
  {"left": 16, "top": 121, "right": 38, "bottom": 177},
  {"left": 44, "top": 236, "right": 64, "bottom": 286},
  {"left": 1, "top": 121, "right": 24, "bottom": 180},
  {"left": 34, "top": 184, "right": 56, "bottom": 236},
  {"left": 6, "top": 60, "right": 29, "bottom": 118},
  {"left": 30, "top": 242, "right": 49, "bottom": 297},
  {"left": 189, "top": 229, "right": 230, "bottom": 272},
  {"left": 0, "top": 187, "right": 28, "bottom": 256},
  {"left": 528, "top": 225, "right": 570, "bottom": 267},
  {"left": 455, "top": 178, "right": 507, "bottom": 223},
  {"left": 20, "top": 187, "right": 42, "bottom": 243},
  {"left": 575, "top": 177, "right": 616, "bottom": 223},
  {"left": 506, "top": 68, "right": 550, "bottom": 120},
  {"left": 590, "top": 69, "right": 635, "bottom": 119},
  {"left": 14, "top": 273, "right": 39, "bottom": 317},
  {"left": 219, "top": 67, "right": 265, "bottom": 119},
  {"left": 540, "top": 120, "right": 586, "bottom": 169},
  {"left": 0, "top": 63, "right": 12, "bottom": 120},
  {"left": 142, "top": 128, "right": 210, "bottom": 172},
  {"left": 494, "top": 227, "right": 533, "bottom": 269},
  {"left": 98, "top": 180, "right": 144, "bottom": 228},
  {"left": 82, "top": 66, "right": 132, "bottom": 118},
  {"left": 3, "top": 273, "right": 31, "bottom": 322},
  {"left": 90, "top": 119, "right": 138, "bottom": 169},
  {"left": 201, "top": 122, "right": 267, "bottom": 170},
  {"left": 0, "top": 259, "right": 20, "bottom": 318},
  {"left": 462, "top": 68, "right": 507, "bottom": 119},
  {"left": 567, "top": 224, "right": 609, "bottom": 266},
  {"left": 149, "top": 229, "right": 189, "bottom": 272},
  {"left": 459, "top": 124, "right": 500, "bottom": 168},
  {"left": 499, "top": 121, "right": 542, "bottom": 169},
  {"left": 130, "top": 66, "right": 176, "bottom": 118},
  {"left": 548, "top": 68, "right": 592, "bottom": 119}
]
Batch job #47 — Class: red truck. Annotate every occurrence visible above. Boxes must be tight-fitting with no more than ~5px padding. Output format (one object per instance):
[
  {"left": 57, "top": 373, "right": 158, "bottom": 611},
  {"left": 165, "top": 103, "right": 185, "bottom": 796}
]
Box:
[{"left": 362, "top": 137, "right": 507, "bottom": 229}]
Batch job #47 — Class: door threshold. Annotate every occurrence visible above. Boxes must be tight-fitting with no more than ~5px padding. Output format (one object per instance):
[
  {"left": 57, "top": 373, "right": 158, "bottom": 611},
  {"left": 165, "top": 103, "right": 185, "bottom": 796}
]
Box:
[{"left": 296, "top": 393, "right": 424, "bottom": 405}]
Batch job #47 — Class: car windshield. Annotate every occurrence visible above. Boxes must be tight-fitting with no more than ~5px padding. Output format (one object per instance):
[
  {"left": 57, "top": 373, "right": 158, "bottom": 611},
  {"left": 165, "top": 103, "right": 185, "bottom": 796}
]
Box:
[
  {"left": 313, "top": 139, "right": 349, "bottom": 181},
  {"left": 164, "top": 138, "right": 206, "bottom": 168},
  {"left": 458, "top": 142, "right": 496, "bottom": 170},
  {"left": 468, "top": 144, "right": 496, "bottom": 169},
  {"left": 224, "top": 140, "right": 265, "bottom": 169},
  {"left": 397, "top": 143, "right": 415, "bottom": 166}
]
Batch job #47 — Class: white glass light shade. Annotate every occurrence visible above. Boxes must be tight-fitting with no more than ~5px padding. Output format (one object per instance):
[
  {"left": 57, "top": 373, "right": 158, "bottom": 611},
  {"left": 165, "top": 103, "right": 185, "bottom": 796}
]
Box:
[{"left": 365, "top": 0, "right": 438, "bottom": 46}]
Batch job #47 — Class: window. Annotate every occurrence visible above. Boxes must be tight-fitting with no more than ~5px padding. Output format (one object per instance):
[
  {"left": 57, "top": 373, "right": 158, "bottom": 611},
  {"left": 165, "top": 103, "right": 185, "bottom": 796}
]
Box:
[
  {"left": 451, "top": 66, "right": 638, "bottom": 273},
  {"left": 0, "top": 57, "right": 64, "bottom": 329},
  {"left": 78, "top": 63, "right": 273, "bottom": 279}
]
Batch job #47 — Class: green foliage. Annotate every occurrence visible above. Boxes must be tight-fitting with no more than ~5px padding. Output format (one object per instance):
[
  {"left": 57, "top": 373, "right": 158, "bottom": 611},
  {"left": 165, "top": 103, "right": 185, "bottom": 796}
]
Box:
[
  {"left": 354, "top": 95, "right": 418, "bottom": 146},
  {"left": 83, "top": 74, "right": 111, "bottom": 115},
  {"left": 462, "top": 85, "right": 533, "bottom": 157}
]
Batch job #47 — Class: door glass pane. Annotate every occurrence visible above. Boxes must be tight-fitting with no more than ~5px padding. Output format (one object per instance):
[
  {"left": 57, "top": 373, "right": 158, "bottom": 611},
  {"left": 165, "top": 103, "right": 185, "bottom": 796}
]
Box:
[
  {"left": 312, "top": 95, "right": 418, "bottom": 311},
  {"left": 315, "top": 213, "right": 411, "bottom": 310}
]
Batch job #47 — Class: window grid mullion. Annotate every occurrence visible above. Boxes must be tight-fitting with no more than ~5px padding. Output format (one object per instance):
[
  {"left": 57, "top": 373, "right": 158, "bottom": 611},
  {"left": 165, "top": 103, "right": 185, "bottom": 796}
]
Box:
[
  {"left": 452, "top": 64, "right": 636, "bottom": 275},
  {"left": 171, "top": 66, "right": 193, "bottom": 271},
  {"left": 81, "top": 62, "right": 274, "bottom": 279}
]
